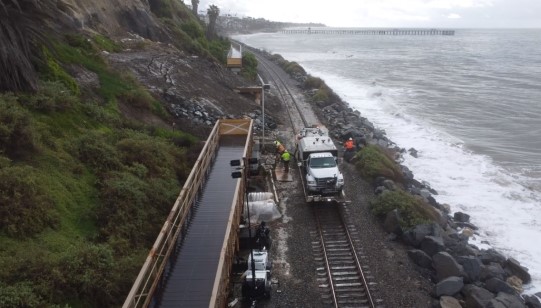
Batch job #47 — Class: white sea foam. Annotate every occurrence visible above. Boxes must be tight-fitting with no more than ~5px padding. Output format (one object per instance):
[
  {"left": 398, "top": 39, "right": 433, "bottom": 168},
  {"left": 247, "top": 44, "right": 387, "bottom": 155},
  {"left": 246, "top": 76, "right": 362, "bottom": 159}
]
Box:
[{"left": 307, "top": 69, "right": 541, "bottom": 294}]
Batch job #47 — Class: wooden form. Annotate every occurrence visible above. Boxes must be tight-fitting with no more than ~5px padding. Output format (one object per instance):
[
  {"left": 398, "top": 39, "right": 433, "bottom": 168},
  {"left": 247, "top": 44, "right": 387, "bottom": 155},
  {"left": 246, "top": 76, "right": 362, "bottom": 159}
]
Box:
[{"left": 123, "top": 119, "right": 253, "bottom": 308}]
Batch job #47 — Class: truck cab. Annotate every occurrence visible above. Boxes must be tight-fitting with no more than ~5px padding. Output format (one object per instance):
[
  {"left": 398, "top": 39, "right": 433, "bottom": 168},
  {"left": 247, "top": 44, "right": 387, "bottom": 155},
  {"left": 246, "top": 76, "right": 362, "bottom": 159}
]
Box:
[{"left": 305, "top": 152, "right": 344, "bottom": 194}]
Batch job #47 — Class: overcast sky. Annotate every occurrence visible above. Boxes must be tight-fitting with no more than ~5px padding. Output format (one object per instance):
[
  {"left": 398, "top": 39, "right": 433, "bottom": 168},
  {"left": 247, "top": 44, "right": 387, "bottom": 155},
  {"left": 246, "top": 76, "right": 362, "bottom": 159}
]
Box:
[{"left": 191, "top": 0, "right": 541, "bottom": 28}]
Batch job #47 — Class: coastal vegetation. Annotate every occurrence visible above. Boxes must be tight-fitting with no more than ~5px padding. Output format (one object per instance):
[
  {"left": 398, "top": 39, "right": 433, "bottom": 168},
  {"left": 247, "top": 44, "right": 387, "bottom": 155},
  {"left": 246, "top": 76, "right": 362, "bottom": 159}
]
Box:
[
  {"left": 0, "top": 0, "right": 234, "bottom": 306},
  {"left": 0, "top": 37, "right": 197, "bottom": 305},
  {"left": 353, "top": 145, "right": 404, "bottom": 184},
  {"left": 369, "top": 190, "right": 437, "bottom": 228},
  {"left": 241, "top": 51, "right": 259, "bottom": 80}
]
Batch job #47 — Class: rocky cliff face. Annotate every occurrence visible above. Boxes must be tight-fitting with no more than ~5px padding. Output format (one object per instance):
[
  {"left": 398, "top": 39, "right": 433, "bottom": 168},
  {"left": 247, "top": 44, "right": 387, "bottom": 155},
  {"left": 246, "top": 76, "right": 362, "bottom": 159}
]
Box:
[{"left": 56, "top": 0, "right": 166, "bottom": 40}]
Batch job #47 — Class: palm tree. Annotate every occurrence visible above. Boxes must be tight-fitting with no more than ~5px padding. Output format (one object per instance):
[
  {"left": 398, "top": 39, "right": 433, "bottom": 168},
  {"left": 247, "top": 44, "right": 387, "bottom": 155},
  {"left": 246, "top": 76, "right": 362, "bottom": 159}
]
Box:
[
  {"left": 206, "top": 4, "right": 219, "bottom": 40},
  {"left": 0, "top": 0, "right": 53, "bottom": 92},
  {"left": 191, "top": 0, "right": 199, "bottom": 17}
]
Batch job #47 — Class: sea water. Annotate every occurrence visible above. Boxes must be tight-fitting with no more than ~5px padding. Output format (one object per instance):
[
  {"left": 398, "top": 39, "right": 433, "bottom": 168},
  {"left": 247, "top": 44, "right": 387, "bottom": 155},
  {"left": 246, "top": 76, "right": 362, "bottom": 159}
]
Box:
[{"left": 234, "top": 29, "right": 541, "bottom": 294}]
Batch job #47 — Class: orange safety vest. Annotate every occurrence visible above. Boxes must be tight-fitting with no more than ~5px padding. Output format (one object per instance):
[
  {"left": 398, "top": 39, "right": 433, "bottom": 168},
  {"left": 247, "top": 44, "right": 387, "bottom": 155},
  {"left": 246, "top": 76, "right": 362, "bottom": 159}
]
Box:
[{"left": 344, "top": 140, "right": 354, "bottom": 150}]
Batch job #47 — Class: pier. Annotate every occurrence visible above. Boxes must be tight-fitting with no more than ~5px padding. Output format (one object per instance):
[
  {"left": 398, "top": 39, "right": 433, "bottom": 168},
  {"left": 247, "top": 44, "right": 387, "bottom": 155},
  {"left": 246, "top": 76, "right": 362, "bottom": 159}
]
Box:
[{"left": 281, "top": 29, "right": 455, "bottom": 36}]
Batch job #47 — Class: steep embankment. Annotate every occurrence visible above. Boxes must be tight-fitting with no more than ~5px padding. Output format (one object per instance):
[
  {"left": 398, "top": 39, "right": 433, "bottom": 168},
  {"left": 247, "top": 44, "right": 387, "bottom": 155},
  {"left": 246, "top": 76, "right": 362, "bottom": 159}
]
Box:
[
  {"left": 0, "top": 1, "right": 275, "bottom": 307},
  {"left": 55, "top": 0, "right": 165, "bottom": 39}
]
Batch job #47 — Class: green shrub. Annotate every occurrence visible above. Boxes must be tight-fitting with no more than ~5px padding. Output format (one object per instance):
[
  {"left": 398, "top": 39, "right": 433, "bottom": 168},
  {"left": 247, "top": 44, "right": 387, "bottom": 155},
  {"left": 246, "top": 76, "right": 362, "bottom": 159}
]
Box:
[
  {"left": 241, "top": 51, "right": 258, "bottom": 81},
  {"left": 20, "top": 81, "right": 78, "bottom": 112},
  {"left": 0, "top": 95, "right": 39, "bottom": 158},
  {"left": 64, "top": 33, "right": 94, "bottom": 51},
  {"left": 76, "top": 133, "right": 122, "bottom": 175},
  {"left": 93, "top": 35, "right": 122, "bottom": 52},
  {"left": 303, "top": 76, "right": 325, "bottom": 89},
  {"left": 81, "top": 99, "right": 116, "bottom": 123},
  {"left": 0, "top": 166, "right": 58, "bottom": 237},
  {"left": 163, "top": 18, "right": 207, "bottom": 55},
  {"left": 312, "top": 88, "right": 330, "bottom": 103},
  {"left": 116, "top": 134, "right": 176, "bottom": 177},
  {"left": 41, "top": 48, "right": 80, "bottom": 95},
  {"left": 208, "top": 39, "right": 229, "bottom": 64},
  {"left": 0, "top": 155, "right": 10, "bottom": 168},
  {"left": 60, "top": 244, "right": 120, "bottom": 306},
  {"left": 97, "top": 171, "right": 177, "bottom": 249},
  {"left": 369, "top": 190, "right": 431, "bottom": 228},
  {"left": 0, "top": 281, "right": 44, "bottom": 307},
  {"left": 150, "top": 0, "right": 191, "bottom": 19},
  {"left": 284, "top": 61, "right": 306, "bottom": 76},
  {"left": 354, "top": 144, "right": 403, "bottom": 183},
  {"left": 118, "top": 87, "right": 155, "bottom": 110},
  {"left": 150, "top": 126, "right": 197, "bottom": 147},
  {"left": 181, "top": 20, "right": 205, "bottom": 40},
  {"left": 97, "top": 171, "right": 150, "bottom": 243}
]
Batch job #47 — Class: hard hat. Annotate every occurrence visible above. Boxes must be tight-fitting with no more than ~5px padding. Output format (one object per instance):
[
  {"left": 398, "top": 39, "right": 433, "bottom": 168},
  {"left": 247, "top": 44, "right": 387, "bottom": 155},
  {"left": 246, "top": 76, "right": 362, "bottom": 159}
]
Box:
[
  {"left": 274, "top": 140, "right": 279, "bottom": 145},
  {"left": 349, "top": 137, "right": 352, "bottom": 141}
]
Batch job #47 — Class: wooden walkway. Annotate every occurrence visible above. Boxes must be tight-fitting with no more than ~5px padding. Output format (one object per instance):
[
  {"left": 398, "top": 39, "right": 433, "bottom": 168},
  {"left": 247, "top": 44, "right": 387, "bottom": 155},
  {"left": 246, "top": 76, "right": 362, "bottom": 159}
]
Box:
[{"left": 281, "top": 29, "right": 455, "bottom": 36}]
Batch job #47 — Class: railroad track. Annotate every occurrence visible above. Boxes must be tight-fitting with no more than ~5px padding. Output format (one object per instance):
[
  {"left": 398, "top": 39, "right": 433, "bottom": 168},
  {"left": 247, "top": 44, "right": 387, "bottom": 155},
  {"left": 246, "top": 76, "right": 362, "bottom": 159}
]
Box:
[
  {"left": 251, "top": 49, "right": 313, "bottom": 131},
  {"left": 249, "top": 47, "right": 383, "bottom": 307},
  {"left": 313, "top": 204, "right": 383, "bottom": 308}
]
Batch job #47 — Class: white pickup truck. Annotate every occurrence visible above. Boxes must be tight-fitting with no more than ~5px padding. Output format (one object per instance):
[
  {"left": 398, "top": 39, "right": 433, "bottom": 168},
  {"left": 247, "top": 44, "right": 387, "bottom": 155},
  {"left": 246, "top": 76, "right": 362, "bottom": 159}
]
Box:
[{"left": 295, "top": 126, "right": 346, "bottom": 203}]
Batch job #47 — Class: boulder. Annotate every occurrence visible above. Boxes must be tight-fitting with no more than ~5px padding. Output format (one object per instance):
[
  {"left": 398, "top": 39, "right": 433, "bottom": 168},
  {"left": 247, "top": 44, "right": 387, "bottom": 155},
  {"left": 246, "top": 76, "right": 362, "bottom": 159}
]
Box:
[
  {"left": 433, "top": 252, "right": 466, "bottom": 282},
  {"left": 455, "top": 221, "right": 479, "bottom": 230},
  {"left": 462, "top": 284, "right": 495, "bottom": 308},
  {"left": 479, "top": 249, "right": 506, "bottom": 265},
  {"left": 505, "top": 258, "right": 531, "bottom": 284},
  {"left": 401, "top": 165, "right": 414, "bottom": 181},
  {"left": 454, "top": 211, "right": 471, "bottom": 223},
  {"left": 408, "top": 147, "right": 418, "bottom": 158},
  {"left": 435, "top": 276, "right": 464, "bottom": 296},
  {"left": 523, "top": 294, "right": 541, "bottom": 308},
  {"left": 439, "top": 296, "right": 462, "bottom": 308},
  {"left": 402, "top": 223, "right": 444, "bottom": 247},
  {"left": 384, "top": 209, "right": 403, "bottom": 235},
  {"left": 485, "top": 278, "right": 517, "bottom": 295},
  {"left": 506, "top": 276, "right": 524, "bottom": 294},
  {"left": 481, "top": 262, "right": 507, "bottom": 282},
  {"left": 420, "top": 236, "right": 445, "bottom": 257},
  {"left": 407, "top": 249, "right": 432, "bottom": 269},
  {"left": 457, "top": 256, "right": 483, "bottom": 283},
  {"left": 486, "top": 292, "right": 526, "bottom": 308},
  {"left": 382, "top": 179, "right": 396, "bottom": 190},
  {"left": 420, "top": 188, "right": 432, "bottom": 199},
  {"left": 461, "top": 227, "right": 475, "bottom": 238}
]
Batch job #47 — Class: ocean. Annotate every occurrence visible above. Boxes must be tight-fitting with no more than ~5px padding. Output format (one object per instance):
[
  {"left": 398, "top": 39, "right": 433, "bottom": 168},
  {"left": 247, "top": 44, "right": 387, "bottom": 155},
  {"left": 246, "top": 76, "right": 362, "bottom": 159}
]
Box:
[{"left": 234, "top": 29, "right": 541, "bottom": 294}]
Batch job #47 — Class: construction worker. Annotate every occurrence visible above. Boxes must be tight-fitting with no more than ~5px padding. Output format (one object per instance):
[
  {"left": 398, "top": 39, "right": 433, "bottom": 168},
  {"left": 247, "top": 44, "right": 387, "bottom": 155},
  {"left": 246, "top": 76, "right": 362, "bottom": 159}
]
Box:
[
  {"left": 274, "top": 140, "right": 285, "bottom": 154},
  {"left": 344, "top": 137, "right": 354, "bottom": 151},
  {"left": 281, "top": 150, "right": 291, "bottom": 172},
  {"left": 343, "top": 137, "right": 355, "bottom": 162}
]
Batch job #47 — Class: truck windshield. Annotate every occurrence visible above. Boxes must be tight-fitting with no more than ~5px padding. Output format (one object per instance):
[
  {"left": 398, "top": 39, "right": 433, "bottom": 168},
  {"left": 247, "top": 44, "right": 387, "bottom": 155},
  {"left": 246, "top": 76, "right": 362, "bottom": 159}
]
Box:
[{"left": 310, "top": 157, "right": 337, "bottom": 168}]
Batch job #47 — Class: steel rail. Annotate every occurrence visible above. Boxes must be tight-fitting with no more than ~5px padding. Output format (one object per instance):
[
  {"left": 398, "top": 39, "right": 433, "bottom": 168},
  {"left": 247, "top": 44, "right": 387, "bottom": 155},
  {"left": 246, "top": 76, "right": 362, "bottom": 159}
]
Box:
[
  {"left": 315, "top": 205, "right": 378, "bottom": 308},
  {"left": 339, "top": 207, "right": 377, "bottom": 308},
  {"left": 315, "top": 209, "right": 339, "bottom": 308}
]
